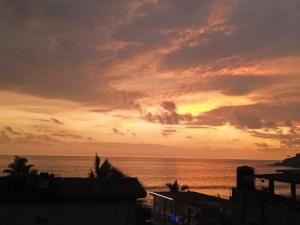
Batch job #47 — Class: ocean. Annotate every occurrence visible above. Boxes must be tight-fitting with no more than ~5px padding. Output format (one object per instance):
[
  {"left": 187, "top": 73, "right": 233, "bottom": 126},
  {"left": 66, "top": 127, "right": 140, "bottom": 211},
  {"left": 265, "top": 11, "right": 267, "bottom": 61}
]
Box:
[{"left": 0, "top": 155, "right": 296, "bottom": 199}]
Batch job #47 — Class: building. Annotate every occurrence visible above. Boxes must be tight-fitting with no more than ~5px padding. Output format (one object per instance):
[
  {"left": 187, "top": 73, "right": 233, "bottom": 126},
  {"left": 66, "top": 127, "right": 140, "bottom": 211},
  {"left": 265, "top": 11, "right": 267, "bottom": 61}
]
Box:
[
  {"left": 152, "top": 167, "right": 300, "bottom": 225},
  {"left": 0, "top": 173, "right": 146, "bottom": 225},
  {"left": 152, "top": 191, "right": 232, "bottom": 225},
  {"left": 232, "top": 166, "right": 300, "bottom": 225}
]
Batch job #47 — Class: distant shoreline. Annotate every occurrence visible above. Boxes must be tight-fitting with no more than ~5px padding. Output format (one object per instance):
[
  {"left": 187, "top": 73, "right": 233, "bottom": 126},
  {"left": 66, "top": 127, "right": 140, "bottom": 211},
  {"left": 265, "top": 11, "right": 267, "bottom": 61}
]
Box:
[
  {"left": 0, "top": 154, "right": 278, "bottom": 161},
  {"left": 272, "top": 153, "right": 300, "bottom": 168}
]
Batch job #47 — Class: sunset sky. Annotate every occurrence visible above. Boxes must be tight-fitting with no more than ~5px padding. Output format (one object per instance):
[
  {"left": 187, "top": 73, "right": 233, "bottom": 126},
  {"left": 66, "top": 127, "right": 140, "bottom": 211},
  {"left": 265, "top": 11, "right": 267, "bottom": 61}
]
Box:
[{"left": 0, "top": 0, "right": 300, "bottom": 159}]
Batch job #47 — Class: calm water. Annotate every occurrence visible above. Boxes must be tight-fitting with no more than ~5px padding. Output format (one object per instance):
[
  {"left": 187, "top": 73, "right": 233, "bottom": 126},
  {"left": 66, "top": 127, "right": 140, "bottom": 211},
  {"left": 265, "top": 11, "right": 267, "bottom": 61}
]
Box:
[{"left": 0, "top": 155, "right": 296, "bottom": 199}]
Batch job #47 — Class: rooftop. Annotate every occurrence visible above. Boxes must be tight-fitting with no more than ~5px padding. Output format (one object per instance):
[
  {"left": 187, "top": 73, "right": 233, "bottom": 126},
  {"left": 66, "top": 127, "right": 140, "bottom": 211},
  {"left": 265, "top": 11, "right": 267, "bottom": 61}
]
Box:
[
  {"left": 255, "top": 169, "right": 300, "bottom": 184},
  {"left": 0, "top": 175, "right": 146, "bottom": 202},
  {"left": 152, "top": 191, "right": 230, "bottom": 212}
]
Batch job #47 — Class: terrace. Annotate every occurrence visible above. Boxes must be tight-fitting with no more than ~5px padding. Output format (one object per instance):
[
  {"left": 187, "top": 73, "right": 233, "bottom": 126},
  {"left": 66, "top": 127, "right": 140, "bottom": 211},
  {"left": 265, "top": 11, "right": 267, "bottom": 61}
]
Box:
[{"left": 255, "top": 169, "right": 300, "bottom": 202}]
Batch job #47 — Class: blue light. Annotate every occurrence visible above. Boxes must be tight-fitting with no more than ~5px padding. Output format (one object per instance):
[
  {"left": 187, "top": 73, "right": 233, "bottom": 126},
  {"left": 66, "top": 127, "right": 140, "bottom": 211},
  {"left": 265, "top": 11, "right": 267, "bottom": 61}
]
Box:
[{"left": 170, "top": 214, "right": 179, "bottom": 223}]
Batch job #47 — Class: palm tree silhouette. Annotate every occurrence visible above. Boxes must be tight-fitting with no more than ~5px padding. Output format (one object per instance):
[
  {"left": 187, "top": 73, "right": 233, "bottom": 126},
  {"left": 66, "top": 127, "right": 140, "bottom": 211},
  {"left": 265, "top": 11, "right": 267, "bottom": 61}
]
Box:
[
  {"left": 3, "top": 156, "right": 38, "bottom": 176},
  {"left": 166, "top": 180, "right": 189, "bottom": 192},
  {"left": 89, "top": 153, "right": 126, "bottom": 179}
]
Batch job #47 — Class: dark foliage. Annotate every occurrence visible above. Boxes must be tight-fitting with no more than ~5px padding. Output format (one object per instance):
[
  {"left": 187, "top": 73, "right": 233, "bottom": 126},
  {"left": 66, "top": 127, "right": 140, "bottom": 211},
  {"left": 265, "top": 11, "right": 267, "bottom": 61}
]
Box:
[
  {"left": 3, "top": 156, "right": 37, "bottom": 176},
  {"left": 166, "top": 180, "right": 189, "bottom": 192},
  {"left": 89, "top": 153, "right": 126, "bottom": 179}
]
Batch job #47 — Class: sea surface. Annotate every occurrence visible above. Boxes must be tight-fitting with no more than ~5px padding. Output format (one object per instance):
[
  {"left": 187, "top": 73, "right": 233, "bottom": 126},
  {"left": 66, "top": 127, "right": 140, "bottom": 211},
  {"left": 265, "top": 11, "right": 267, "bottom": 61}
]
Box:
[{"left": 0, "top": 155, "right": 297, "bottom": 199}]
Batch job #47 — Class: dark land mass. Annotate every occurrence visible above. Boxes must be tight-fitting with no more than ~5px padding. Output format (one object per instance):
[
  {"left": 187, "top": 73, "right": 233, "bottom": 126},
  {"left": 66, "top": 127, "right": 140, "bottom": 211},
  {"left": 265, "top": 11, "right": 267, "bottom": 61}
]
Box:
[{"left": 273, "top": 153, "right": 300, "bottom": 168}]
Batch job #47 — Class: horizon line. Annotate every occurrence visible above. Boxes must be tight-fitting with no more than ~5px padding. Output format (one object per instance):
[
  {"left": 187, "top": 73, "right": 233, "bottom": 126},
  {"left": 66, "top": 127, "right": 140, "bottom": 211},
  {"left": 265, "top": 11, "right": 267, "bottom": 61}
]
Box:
[{"left": 0, "top": 154, "right": 281, "bottom": 161}]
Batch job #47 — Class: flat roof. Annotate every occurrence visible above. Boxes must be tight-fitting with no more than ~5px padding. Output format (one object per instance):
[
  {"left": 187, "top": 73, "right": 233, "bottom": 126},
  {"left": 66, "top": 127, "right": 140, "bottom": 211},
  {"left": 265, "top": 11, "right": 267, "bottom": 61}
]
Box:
[
  {"left": 152, "top": 191, "right": 230, "bottom": 212},
  {"left": 0, "top": 176, "right": 146, "bottom": 202},
  {"left": 255, "top": 171, "right": 300, "bottom": 184}
]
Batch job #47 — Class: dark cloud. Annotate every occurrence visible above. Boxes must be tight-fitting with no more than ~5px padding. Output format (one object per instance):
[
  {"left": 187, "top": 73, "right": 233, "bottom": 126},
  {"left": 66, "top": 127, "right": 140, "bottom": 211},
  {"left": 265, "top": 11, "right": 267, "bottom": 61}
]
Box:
[
  {"left": 250, "top": 128, "right": 300, "bottom": 149},
  {"left": 34, "top": 117, "right": 64, "bottom": 125},
  {"left": 1, "top": 0, "right": 300, "bottom": 129},
  {"left": 145, "top": 100, "right": 300, "bottom": 135},
  {"left": 112, "top": 115, "right": 133, "bottom": 120},
  {"left": 0, "top": 125, "right": 92, "bottom": 145},
  {"left": 185, "top": 125, "right": 213, "bottom": 129},
  {"left": 161, "top": 101, "right": 177, "bottom": 112},
  {"left": 188, "top": 115, "right": 225, "bottom": 127},
  {"left": 145, "top": 101, "right": 194, "bottom": 125},
  {"left": 50, "top": 117, "right": 64, "bottom": 125},
  {"left": 162, "top": 129, "right": 176, "bottom": 137},
  {"left": 15, "top": 133, "right": 62, "bottom": 145},
  {"left": 184, "top": 75, "right": 279, "bottom": 96},
  {"left": 112, "top": 128, "right": 125, "bottom": 136},
  {"left": 0, "top": 0, "right": 213, "bottom": 107},
  {"left": 113, "top": 0, "right": 211, "bottom": 54},
  {"left": 3, "top": 126, "right": 22, "bottom": 135},
  {"left": 90, "top": 108, "right": 116, "bottom": 113},
  {"left": 51, "top": 131, "right": 84, "bottom": 140},
  {"left": 199, "top": 101, "right": 300, "bottom": 129},
  {"left": 145, "top": 111, "right": 181, "bottom": 125},
  {"left": 1, "top": 129, "right": 62, "bottom": 146},
  {"left": 162, "top": 0, "right": 300, "bottom": 70},
  {"left": 0, "top": 0, "right": 143, "bottom": 106},
  {"left": 90, "top": 101, "right": 143, "bottom": 114},
  {"left": 255, "top": 142, "right": 270, "bottom": 148}
]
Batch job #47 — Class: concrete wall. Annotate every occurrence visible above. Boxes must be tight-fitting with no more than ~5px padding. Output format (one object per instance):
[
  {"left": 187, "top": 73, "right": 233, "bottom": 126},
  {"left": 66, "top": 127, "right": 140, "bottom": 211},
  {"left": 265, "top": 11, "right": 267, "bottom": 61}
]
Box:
[{"left": 0, "top": 201, "right": 137, "bottom": 225}]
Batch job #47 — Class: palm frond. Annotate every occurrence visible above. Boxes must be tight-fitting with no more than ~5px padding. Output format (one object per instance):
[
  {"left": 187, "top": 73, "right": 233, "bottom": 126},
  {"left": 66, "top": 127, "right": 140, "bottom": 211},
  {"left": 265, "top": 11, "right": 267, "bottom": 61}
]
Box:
[
  {"left": 181, "top": 185, "right": 189, "bottom": 192},
  {"left": 3, "top": 168, "right": 15, "bottom": 175},
  {"left": 89, "top": 153, "right": 127, "bottom": 180},
  {"left": 166, "top": 180, "right": 188, "bottom": 192},
  {"left": 88, "top": 169, "right": 95, "bottom": 178},
  {"left": 3, "top": 155, "right": 38, "bottom": 176}
]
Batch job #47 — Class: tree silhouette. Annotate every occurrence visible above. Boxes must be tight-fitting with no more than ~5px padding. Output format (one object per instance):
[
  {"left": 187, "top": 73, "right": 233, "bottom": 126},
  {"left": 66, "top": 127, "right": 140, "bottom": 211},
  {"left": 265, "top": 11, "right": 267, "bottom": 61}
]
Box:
[
  {"left": 3, "top": 156, "right": 38, "bottom": 176},
  {"left": 89, "top": 153, "right": 126, "bottom": 179},
  {"left": 166, "top": 180, "right": 189, "bottom": 192}
]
